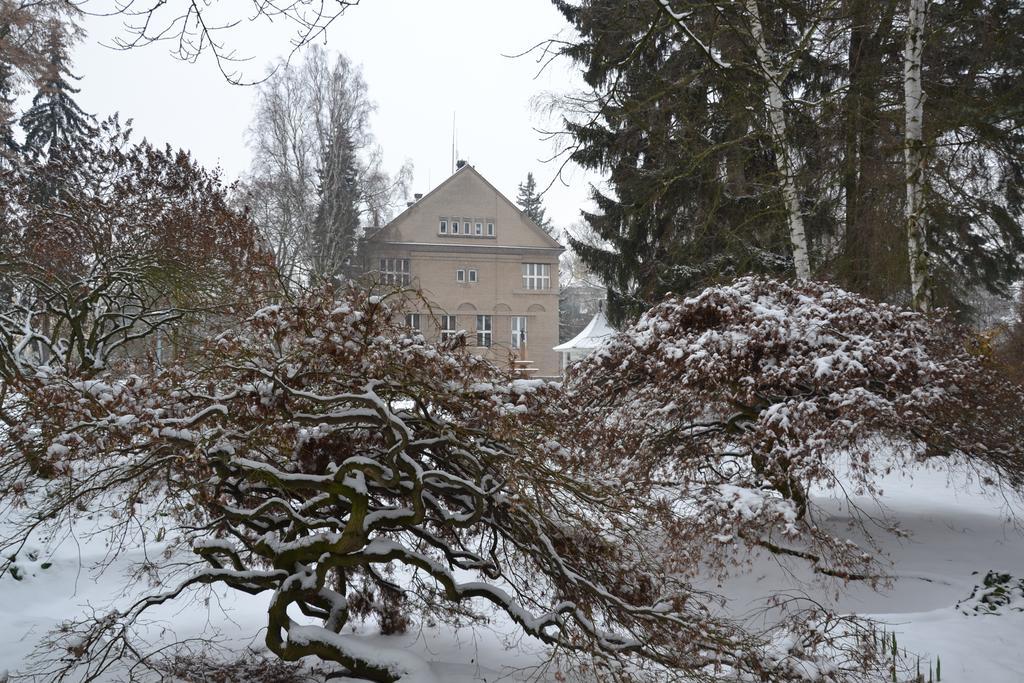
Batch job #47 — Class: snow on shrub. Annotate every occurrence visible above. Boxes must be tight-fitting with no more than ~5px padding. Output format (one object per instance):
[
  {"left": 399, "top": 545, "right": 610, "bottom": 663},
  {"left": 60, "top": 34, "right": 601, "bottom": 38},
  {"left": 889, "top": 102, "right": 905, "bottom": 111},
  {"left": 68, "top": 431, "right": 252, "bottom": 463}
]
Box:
[
  {"left": 564, "top": 276, "right": 1024, "bottom": 581},
  {"left": 4, "top": 278, "right": 1021, "bottom": 682}
]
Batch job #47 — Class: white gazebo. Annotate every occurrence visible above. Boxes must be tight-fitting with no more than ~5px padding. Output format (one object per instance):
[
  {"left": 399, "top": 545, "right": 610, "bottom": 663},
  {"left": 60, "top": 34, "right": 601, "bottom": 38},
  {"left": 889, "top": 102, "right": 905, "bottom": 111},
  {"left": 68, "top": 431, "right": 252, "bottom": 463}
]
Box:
[{"left": 552, "top": 309, "right": 616, "bottom": 373}]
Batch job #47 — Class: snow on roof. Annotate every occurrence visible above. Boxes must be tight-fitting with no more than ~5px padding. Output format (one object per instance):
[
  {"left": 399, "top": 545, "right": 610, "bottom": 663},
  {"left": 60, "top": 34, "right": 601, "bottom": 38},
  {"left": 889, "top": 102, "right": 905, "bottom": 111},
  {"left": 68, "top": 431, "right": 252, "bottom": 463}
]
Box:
[{"left": 553, "top": 310, "right": 616, "bottom": 352}]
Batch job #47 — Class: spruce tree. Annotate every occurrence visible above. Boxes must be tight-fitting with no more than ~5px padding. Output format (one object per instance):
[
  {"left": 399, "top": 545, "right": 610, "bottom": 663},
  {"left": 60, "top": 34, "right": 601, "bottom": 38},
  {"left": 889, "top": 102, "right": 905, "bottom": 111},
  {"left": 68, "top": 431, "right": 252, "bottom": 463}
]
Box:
[
  {"left": 19, "top": 18, "right": 94, "bottom": 164},
  {"left": 309, "top": 120, "right": 361, "bottom": 282},
  {"left": 554, "top": 0, "right": 789, "bottom": 325},
  {"left": 0, "top": 60, "right": 17, "bottom": 163},
  {"left": 0, "top": 20, "right": 21, "bottom": 164},
  {"left": 516, "top": 172, "right": 554, "bottom": 235},
  {"left": 553, "top": 0, "right": 1024, "bottom": 322}
]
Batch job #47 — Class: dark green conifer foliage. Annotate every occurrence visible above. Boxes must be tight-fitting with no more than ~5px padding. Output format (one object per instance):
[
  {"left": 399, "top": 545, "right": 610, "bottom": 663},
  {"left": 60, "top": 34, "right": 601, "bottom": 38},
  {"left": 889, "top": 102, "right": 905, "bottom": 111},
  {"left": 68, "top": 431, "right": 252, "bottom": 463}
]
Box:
[
  {"left": 516, "top": 171, "right": 554, "bottom": 235},
  {"left": 0, "top": 22, "right": 20, "bottom": 164},
  {"left": 309, "top": 121, "right": 361, "bottom": 282},
  {"left": 553, "top": 0, "right": 1024, "bottom": 322},
  {"left": 19, "top": 19, "right": 94, "bottom": 165},
  {"left": 553, "top": 0, "right": 790, "bottom": 325}
]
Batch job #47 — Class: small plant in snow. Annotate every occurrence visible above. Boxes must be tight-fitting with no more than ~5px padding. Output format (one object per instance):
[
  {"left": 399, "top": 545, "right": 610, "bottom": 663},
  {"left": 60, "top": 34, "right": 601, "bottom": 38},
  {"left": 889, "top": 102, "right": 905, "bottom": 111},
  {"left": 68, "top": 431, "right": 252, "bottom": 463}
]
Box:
[{"left": 957, "top": 571, "right": 1024, "bottom": 616}]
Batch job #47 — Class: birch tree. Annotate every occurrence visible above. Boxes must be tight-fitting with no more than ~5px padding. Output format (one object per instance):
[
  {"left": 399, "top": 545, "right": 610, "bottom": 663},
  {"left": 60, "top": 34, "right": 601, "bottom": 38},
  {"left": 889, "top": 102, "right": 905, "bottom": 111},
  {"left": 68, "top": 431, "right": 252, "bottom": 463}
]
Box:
[
  {"left": 557, "top": 0, "right": 1024, "bottom": 317},
  {"left": 244, "top": 45, "right": 410, "bottom": 287},
  {"left": 655, "top": 0, "right": 816, "bottom": 280},
  {"left": 903, "top": 0, "right": 929, "bottom": 311},
  {"left": 740, "top": 0, "right": 811, "bottom": 280}
]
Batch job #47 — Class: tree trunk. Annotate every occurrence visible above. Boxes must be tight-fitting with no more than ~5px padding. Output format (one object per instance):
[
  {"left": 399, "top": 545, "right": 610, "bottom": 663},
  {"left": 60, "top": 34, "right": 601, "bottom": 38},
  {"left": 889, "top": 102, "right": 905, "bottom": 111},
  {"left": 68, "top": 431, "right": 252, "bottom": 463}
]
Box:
[
  {"left": 745, "top": 0, "right": 812, "bottom": 280},
  {"left": 903, "top": 0, "right": 929, "bottom": 311}
]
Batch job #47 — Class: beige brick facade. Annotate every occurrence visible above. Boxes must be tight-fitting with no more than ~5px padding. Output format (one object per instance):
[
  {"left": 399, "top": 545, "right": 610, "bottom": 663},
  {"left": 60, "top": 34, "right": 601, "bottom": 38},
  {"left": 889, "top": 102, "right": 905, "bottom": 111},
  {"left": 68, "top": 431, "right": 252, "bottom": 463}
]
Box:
[{"left": 363, "top": 164, "right": 562, "bottom": 377}]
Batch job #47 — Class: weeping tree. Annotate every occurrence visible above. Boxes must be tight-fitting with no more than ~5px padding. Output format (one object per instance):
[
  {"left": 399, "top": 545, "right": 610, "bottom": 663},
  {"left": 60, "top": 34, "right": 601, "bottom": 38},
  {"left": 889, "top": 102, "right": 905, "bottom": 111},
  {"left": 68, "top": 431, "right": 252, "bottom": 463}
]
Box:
[
  {"left": 6, "top": 286, "right": 891, "bottom": 682},
  {"left": 4, "top": 276, "right": 1023, "bottom": 681},
  {"left": 564, "top": 277, "right": 1024, "bottom": 584},
  {"left": 0, "top": 116, "right": 270, "bottom": 390}
]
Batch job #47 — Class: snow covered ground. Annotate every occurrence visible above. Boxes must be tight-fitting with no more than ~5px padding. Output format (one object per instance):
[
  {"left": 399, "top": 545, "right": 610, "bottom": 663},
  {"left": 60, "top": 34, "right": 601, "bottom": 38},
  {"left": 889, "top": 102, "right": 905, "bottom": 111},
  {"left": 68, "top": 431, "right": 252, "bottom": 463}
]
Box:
[{"left": 2, "top": 459, "right": 1023, "bottom": 682}]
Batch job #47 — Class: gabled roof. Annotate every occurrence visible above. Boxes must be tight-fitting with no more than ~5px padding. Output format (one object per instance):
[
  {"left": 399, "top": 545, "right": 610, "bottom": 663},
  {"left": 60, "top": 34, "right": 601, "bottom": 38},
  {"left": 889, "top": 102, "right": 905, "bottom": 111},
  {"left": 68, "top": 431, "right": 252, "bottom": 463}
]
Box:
[
  {"left": 365, "top": 163, "right": 563, "bottom": 250},
  {"left": 553, "top": 310, "right": 616, "bottom": 352}
]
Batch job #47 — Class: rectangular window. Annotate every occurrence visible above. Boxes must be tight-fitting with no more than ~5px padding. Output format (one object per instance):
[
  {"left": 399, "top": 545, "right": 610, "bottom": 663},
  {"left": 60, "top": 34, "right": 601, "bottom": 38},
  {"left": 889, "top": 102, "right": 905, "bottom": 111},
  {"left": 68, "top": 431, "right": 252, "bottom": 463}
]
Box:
[
  {"left": 380, "top": 258, "right": 411, "bottom": 286},
  {"left": 405, "top": 313, "right": 421, "bottom": 332},
  {"left": 456, "top": 269, "right": 465, "bottom": 283},
  {"left": 476, "top": 315, "right": 492, "bottom": 348},
  {"left": 451, "top": 220, "right": 460, "bottom": 235},
  {"left": 439, "top": 218, "right": 448, "bottom": 234},
  {"left": 475, "top": 221, "right": 483, "bottom": 236},
  {"left": 511, "top": 316, "right": 527, "bottom": 349},
  {"left": 521, "top": 263, "right": 550, "bottom": 290},
  {"left": 487, "top": 222, "right": 495, "bottom": 236},
  {"left": 468, "top": 269, "right": 478, "bottom": 283},
  {"left": 440, "top": 315, "right": 458, "bottom": 341}
]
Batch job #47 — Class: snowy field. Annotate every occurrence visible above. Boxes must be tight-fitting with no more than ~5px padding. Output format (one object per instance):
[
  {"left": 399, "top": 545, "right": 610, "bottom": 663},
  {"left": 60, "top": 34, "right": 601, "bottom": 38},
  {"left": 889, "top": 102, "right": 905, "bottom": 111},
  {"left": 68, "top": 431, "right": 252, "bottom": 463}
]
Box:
[{"left": 2, "top": 459, "right": 1023, "bottom": 682}]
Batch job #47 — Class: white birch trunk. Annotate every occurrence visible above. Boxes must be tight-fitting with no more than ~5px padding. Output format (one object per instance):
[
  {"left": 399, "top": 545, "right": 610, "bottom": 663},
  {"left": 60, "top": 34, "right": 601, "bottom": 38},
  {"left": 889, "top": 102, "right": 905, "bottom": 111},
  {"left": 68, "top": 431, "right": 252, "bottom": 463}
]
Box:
[
  {"left": 745, "top": 0, "right": 812, "bottom": 280},
  {"left": 904, "top": 0, "right": 930, "bottom": 311}
]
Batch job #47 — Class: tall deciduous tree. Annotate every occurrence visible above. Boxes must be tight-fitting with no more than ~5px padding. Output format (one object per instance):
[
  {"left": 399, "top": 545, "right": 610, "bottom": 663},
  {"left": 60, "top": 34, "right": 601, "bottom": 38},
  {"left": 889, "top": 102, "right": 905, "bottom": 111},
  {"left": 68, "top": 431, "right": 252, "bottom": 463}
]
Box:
[
  {"left": 903, "top": 0, "right": 929, "bottom": 311},
  {"left": 244, "top": 45, "right": 410, "bottom": 287},
  {"left": 515, "top": 171, "right": 554, "bottom": 234}
]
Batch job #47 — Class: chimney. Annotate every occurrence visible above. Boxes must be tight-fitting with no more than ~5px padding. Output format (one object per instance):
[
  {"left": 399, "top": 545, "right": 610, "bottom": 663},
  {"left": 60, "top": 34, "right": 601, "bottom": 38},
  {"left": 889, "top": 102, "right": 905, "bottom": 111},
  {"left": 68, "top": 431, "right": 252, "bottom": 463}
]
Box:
[
  {"left": 406, "top": 201, "right": 415, "bottom": 208},
  {"left": 456, "top": 159, "right": 467, "bottom": 169},
  {"left": 414, "top": 193, "right": 423, "bottom": 201}
]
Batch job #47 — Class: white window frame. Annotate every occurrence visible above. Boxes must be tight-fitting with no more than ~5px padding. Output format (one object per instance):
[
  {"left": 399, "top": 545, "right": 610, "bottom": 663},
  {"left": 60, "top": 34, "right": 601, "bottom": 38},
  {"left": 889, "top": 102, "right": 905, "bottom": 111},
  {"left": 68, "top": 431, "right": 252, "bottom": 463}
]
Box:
[
  {"left": 511, "top": 316, "right": 527, "bottom": 349},
  {"left": 468, "top": 269, "right": 478, "bottom": 283},
  {"left": 440, "top": 315, "right": 457, "bottom": 341},
  {"left": 487, "top": 221, "right": 495, "bottom": 237},
  {"left": 439, "top": 218, "right": 448, "bottom": 234},
  {"left": 405, "top": 313, "right": 421, "bottom": 332},
  {"left": 451, "top": 219, "right": 460, "bottom": 235},
  {"left": 475, "top": 221, "right": 483, "bottom": 236},
  {"left": 476, "top": 315, "right": 492, "bottom": 347},
  {"left": 380, "top": 258, "right": 411, "bottom": 286},
  {"left": 456, "top": 269, "right": 466, "bottom": 283},
  {"left": 521, "top": 263, "right": 550, "bottom": 290}
]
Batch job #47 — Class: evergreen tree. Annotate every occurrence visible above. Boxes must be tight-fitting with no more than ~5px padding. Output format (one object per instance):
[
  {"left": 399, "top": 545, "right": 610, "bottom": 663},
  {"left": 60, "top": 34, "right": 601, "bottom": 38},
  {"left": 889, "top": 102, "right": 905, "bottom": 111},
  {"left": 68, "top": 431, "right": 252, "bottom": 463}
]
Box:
[
  {"left": 19, "top": 18, "right": 94, "bottom": 164},
  {"left": 516, "top": 171, "right": 554, "bottom": 235},
  {"left": 552, "top": 0, "right": 1024, "bottom": 322},
  {"left": 0, "top": 57, "right": 17, "bottom": 163},
  {"left": 309, "top": 120, "right": 361, "bottom": 282},
  {"left": 0, "top": 18, "right": 23, "bottom": 165},
  {"left": 554, "top": 0, "right": 789, "bottom": 325}
]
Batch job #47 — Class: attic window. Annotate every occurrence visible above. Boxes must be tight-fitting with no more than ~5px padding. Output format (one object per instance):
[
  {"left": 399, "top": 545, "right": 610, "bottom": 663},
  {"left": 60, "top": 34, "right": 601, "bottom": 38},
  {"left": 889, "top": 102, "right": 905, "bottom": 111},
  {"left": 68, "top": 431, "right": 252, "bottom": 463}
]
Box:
[
  {"left": 451, "top": 220, "right": 460, "bottom": 235},
  {"left": 487, "top": 221, "right": 495, "bottom": 237},
  {"left": 475, "top": 221, "right": 483, "bottom": 236},
  {"left": 439, "top": 218, "right": 448, "bottom": 234}
]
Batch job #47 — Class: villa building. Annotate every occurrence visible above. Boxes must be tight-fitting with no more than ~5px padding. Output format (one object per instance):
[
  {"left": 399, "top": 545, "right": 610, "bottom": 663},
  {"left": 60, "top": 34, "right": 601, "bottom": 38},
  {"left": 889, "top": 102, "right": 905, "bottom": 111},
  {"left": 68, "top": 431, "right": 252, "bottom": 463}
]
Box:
[{"left": 362, "top": 163, "right": 563, "bottom": 377}]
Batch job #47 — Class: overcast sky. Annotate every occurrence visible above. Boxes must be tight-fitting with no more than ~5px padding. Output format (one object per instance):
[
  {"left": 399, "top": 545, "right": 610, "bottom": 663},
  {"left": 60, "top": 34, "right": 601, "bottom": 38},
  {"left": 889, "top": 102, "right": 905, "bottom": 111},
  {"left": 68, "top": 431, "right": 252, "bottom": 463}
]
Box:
[{"left": 70, "top": 0, "right": 599, "bottom": 231}]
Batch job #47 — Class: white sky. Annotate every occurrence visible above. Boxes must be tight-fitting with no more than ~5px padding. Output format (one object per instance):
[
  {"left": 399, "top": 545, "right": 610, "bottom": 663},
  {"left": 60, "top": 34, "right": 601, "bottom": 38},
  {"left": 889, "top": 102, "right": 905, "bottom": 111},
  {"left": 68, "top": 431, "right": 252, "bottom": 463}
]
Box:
[{"left": 70, "top": 0, "right": 599, "bottom": 230}]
